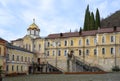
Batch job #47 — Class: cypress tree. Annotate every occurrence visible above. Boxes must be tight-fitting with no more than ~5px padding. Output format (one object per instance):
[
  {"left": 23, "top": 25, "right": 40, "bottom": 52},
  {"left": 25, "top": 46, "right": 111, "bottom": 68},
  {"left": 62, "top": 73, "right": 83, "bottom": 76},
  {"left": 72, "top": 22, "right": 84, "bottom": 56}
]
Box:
[
  {"left": 90, "top": 12, "right": 95, "bottom": 30},
  {"left": 83, "top": 5, "right": 90, "bottom": 31},
  {"left": 95, "top": 8, "right": 101, "bottom": 29}
]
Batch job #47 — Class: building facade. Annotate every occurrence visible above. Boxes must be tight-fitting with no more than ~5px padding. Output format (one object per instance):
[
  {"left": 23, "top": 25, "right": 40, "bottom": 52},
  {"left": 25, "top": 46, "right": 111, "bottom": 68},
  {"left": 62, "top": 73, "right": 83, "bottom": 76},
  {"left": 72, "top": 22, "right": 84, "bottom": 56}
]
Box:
[
  {"left": 11, "top": 20, "right": 120, "bottom": 72},
  {"left": 0, "top": 38, "right": 6, "bottom": 72},
  {"left": 0, "top": 38, "right": 35, "bottom": 75}
]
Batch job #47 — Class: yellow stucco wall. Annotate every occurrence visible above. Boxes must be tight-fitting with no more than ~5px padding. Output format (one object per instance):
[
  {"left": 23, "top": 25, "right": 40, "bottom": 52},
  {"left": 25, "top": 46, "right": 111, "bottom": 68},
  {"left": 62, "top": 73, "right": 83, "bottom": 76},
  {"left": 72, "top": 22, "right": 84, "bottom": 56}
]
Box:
[{"left": 6, "top": 48, "right": 33, "bottom": 74}]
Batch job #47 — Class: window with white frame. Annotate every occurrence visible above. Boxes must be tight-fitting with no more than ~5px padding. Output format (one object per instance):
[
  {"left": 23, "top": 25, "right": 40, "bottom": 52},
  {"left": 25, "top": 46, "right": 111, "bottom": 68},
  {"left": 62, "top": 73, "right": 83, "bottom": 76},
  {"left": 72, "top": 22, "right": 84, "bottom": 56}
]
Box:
[
  {"left": 47, "top": 42, "right": 50, "bottom": 47},
  {"left": 21, "top": 56, "right": 23, "bottom": 62},
  {"left": 58, "top": 50, "right": 61, "bottom": 56},
  {"left": 111, "top": 47, "right": 114, "bottom": 54},
  {"left": 12, "top": 55, "right": 15, "bottom": 61},
  {"left": 94, "top": 38, "right": 97, "bottom": 45},
  {"left": 52, "top": 50, "right": 55, "bottom": 56},
  {"left": 102, "top": 48, "right": 105, "bottom": 55},
  {"left": 47, "top": 51, "right": 49, "bottom": 56},
  {"left": 79, "top": 50, "right": 82, "bottom": 56},
  {"left": 64, "top": 40, "right": 67, "bottom": 46},
  {"left": 39, "top": 44, "right": 41, "bottom": 51},
  {"left": 12, "top": 65, "right": 14, "bottom": 71},
  {"left": 70, "top": 40, "right": 74, "bottom": 46},
  {"left": 17, "top": 56, "right": 19, "bottom": 61},
  {"left": 6, "top": 65, "right": 9, "bottom": 71},
  {"left": 94, "top": 49, "right": 97, "bottom": 55},
  {"left": 86, "top": 39, "right": 89, "bottom": 45},
  {"left": 79, "top": 40, "right": 81, "bottom": 46},
  {"left": 102, "top": 36, "right": 105, "bottom": 43},
  {"left": 64, "top": 50, "right": 67, "bottom": 56},
  {"left": 86, "top": 49, "right": 89, "bottom": 55},
  {"left": 111, "top": 36, "right": 114, "bottom": 42}
]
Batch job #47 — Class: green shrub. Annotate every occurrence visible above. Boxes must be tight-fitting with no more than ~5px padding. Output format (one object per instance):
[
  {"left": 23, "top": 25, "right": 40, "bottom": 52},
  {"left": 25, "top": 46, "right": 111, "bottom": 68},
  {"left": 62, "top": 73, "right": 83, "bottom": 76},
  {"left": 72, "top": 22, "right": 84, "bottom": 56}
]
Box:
[{"left": 112, "top": 66, "right": 120, "bottom": 72}]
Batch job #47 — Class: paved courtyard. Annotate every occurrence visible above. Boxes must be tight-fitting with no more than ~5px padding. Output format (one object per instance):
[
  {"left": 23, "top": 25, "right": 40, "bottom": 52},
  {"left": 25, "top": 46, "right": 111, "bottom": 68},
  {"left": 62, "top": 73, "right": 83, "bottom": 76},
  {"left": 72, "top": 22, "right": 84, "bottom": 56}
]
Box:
[{"left": 2, "top": 72, "right": 120, "bottom": 81}]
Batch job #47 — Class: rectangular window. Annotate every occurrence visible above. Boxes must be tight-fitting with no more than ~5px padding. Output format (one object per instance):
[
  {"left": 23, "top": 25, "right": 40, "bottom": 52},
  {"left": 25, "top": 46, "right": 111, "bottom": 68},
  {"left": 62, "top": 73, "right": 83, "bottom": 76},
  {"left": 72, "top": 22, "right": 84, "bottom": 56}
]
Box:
[
  {"left": 79, "top": 40, "right": 81, "bottom": 46},
  {"left": 47, "top": 51, "right": 49, "bottom": 56},
  {"left": 111, "top": 36, "right": 114, "bottom": 42},
  {"left": 94, "top": 38, "right": 97, "bottom": 45},
  {"left": 111, "top": 48, "right": 114, "bottom": 54},
  {"left": 6, "top": 65, "right": 9, "bottom": 72},
  {"left": 102, "top": 48, "right": 105, "bottom": 55},
  {"left": 58, "top": 50, "right": 61, "bottom": 56},
  {"left": 17, "top": 66, "right": 19, "bottom": 71},
  {"left": 21, "top": 56, "right": 23, "bottom": 62},
  {"left": 12, "top": 55, "right": 14, "bottom": 61},
  {"left": 6, "top": 54, "right": 9, "bottom": 61},
  {"left": 79, "top": 50, "right": 82, "bottom": 56},
  {"left": 25, "top": 57, "right": 27, "bottom": 62},
  {"left": 12, "top": 65, "right": 14, "bottom": 71},
  {"left": 71, "top": 40, "right": 74, "bottom": 46},
  {"left": 39, "top": 44, "right": 41, "bottom": 51},
  {"left": 64, "top": 41, "right": 67, "bottom": 46},
  {"left": 21, "top": 66, "right": 23, "bottom": 71},
  {"left": 64, "top": 50, "right": 67, "bottom": 56},
  {"left": 17, "top": 56, "right": 19, "bottom": 61},
  {"left": 86, "top": 39, "right": 89, "bottom": 45},
  {"left": 52, "top": 51, "right": 55, "bottom": 56}
]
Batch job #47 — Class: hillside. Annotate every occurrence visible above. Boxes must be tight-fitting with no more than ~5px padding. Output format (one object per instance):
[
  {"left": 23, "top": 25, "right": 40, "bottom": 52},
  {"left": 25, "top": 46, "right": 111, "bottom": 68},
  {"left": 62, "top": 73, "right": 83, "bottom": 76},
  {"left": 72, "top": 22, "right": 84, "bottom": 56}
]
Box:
[{"left": 101, "top": 10, "right": 120, "bottom": 28}]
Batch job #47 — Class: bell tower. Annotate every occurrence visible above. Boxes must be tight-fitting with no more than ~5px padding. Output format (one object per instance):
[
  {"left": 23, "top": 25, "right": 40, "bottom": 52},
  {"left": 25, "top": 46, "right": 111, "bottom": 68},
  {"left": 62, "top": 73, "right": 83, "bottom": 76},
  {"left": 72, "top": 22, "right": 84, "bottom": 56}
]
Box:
[{"left": 27, "top": 19, "right": 40, "bottom": 38}]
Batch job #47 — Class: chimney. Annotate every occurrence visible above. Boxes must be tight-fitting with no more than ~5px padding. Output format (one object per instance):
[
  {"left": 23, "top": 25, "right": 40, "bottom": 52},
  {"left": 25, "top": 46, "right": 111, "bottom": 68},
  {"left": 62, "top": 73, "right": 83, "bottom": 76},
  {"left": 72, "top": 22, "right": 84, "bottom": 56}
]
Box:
[
  {"left": 60, "top": 33, "right": 63, "bottom": 37},
  {"left": 113, "top": 26, "right": 117, "bottom": 31}
]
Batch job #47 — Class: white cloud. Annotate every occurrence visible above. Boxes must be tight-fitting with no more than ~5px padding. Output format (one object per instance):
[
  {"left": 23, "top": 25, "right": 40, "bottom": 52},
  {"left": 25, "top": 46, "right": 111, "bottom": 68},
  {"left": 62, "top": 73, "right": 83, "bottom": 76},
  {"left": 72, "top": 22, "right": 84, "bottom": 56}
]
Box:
[{"left": 0, "top": 0, "right": 119, "bottom": 41}]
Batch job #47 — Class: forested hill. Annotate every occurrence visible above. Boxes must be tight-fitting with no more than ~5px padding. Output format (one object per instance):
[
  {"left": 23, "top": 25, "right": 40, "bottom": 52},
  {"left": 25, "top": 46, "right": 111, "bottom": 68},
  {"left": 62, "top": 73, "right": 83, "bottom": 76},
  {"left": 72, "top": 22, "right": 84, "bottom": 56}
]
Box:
[{"left": 101, "top": 10, "right": 120, "bottom": 28}]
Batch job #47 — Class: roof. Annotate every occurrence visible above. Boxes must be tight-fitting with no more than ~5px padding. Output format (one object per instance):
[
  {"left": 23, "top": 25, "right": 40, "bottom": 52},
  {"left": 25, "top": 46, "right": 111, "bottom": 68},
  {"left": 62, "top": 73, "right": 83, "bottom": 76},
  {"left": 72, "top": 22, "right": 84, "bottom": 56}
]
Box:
[
  {"left": 6, "top": 43, "right": 35, "bottom": 54},
  {"left": 46, "top": 27, "right": 120, "bottom": 39},
  {"left": 27, "top": 19, "right": 40, "bottom": 30}
]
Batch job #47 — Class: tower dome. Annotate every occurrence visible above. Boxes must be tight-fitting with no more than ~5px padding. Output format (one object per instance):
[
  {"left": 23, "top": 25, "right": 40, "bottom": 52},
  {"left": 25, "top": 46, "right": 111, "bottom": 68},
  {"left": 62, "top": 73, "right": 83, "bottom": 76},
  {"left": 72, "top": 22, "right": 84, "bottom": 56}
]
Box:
[{"left": 27, "top": 19, "right": 40, "bottom": 38}]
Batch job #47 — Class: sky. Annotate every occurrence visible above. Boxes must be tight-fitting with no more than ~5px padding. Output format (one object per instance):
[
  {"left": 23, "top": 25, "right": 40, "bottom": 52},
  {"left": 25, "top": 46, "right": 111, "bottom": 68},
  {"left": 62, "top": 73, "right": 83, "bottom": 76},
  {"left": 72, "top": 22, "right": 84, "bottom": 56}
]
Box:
[{"left": 0, "top": 0, "right": 120, "bottom": 41}]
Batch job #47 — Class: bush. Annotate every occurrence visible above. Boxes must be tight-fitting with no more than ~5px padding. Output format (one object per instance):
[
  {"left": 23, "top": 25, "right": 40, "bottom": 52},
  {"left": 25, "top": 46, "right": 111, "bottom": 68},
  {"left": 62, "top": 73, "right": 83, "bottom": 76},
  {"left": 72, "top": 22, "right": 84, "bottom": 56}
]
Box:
[{"left": 112, "top": 66, "right": 120, "bottom": 72}]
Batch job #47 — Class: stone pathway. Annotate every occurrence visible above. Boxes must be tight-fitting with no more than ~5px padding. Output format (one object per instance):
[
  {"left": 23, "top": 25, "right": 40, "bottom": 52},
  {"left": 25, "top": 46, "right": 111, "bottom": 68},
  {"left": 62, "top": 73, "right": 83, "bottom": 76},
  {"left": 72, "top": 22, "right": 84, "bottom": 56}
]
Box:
[{"left": 3, "top": 73, "right": 120, "bottom": 81}]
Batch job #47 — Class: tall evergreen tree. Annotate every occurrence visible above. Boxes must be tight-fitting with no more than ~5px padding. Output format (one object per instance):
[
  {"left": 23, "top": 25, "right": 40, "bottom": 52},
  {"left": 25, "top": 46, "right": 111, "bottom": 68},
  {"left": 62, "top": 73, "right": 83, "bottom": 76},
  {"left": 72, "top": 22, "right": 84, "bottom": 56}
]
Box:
[
  {"left": 83, "top": 5, "right": 90, "bottom": 31},
  {"left": 95, "top": 8, "right": 101, "bottom": 29},
  {"left": 90, "top": 12, "right": 95, "bottom": 30}
]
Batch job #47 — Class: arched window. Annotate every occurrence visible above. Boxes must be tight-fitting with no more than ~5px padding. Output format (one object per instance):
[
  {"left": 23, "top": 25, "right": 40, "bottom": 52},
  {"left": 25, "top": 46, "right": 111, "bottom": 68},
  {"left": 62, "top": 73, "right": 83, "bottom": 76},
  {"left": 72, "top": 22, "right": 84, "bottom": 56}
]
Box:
[
  {"left": 79, "top": 50, "right": 82, "bottom": 56},
  {"left": 86, "top": 39, "right": 89, "bottom": 45},
  {"left": 111, "top": 36, "right": 114, "bottom": 42},
  {"left": 102, "top": 36, "right": 105, "bottom": 43},
  {"left": 71, "top": 40, "right": 74, "bottom": 46},
  {"left": 21, "top": 56, "right": 23, "bottom": 62},
  {"left": 111, "top": 47, "right": 114, "bottom": 54},
  {"left": 17, "top": 66, "right": 19, "bottom": 71},
  {"left": 102, "top": 48, "right": 105, "bottom": 54},
  {"left": 52, "top": 50, "right": 55, "bottom": 56},
  {"left": 86, "top": 49, "right": 89, "bottom": 55},
  {"left": 94, "top": 49, "right": 97, "bottom": 55},
  {"left": 79, "top": 40, "right": 81, "bottom": 46},
  {"left": 47, "top": 42, "right": 50, "bottom": 47},
  {"left": 39, "top": 44, "right": 41, "bottom": 51},
  {"left": 12, "top": 55, "right": 14, "bottom": 61},
  {"left": 47, "top": 51, "right": 49, "bottom": 56},
  {"left": 64, "top": 40, "right": 67, "bottom": 46},
  {"left": 58, "top": 50, "right": 61, "bottom": 56},
  {"left": 64, "top": 50, "right": 67, "bottom": 56}
]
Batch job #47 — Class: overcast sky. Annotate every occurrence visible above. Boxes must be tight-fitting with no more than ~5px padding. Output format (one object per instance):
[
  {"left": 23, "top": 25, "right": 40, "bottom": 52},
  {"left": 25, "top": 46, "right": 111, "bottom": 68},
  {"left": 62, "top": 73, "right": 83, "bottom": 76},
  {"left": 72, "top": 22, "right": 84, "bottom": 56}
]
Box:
[{"left": 0, "top": 0, "right": 120, "bottom": 41}]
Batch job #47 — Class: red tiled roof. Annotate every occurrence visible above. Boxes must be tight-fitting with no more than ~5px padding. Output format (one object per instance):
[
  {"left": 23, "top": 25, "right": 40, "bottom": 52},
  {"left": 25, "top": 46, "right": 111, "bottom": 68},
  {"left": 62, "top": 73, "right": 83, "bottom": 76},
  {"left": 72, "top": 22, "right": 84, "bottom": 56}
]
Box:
[{"left": 46, "top": 27, "right": 120, "bottom": 39}]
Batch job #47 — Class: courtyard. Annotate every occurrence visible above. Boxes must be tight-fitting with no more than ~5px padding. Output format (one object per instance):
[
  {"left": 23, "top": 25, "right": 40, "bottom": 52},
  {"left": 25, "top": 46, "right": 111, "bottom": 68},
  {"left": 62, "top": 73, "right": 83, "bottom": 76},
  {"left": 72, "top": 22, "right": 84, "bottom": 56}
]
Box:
[{"left": 2, "top": 72, "right": 120, "bottom": 81}]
